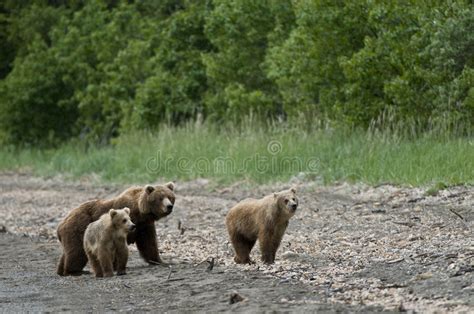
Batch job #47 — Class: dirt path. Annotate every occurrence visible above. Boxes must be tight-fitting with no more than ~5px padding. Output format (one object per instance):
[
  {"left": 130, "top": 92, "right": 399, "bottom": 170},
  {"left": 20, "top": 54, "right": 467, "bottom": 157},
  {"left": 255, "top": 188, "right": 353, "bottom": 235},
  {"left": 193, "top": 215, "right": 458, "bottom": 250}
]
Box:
[{"left": 0, "top": 173, "right": 472, "bottom": 312}]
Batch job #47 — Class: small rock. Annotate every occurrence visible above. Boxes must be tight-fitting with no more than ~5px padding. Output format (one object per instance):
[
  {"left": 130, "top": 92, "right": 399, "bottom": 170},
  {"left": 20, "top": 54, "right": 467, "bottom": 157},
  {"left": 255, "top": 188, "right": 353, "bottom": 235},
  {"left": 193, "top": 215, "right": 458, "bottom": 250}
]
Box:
[{"left": 229, "top": 292, "right": 245, "bottom": 304}]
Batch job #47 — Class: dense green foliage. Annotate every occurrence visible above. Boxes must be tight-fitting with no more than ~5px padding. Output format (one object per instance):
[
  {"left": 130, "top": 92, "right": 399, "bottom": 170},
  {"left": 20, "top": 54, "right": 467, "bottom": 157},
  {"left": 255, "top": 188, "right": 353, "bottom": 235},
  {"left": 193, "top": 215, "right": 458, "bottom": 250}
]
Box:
[{"left": 0, "top": 0, "right": 473, "bottom": 145}]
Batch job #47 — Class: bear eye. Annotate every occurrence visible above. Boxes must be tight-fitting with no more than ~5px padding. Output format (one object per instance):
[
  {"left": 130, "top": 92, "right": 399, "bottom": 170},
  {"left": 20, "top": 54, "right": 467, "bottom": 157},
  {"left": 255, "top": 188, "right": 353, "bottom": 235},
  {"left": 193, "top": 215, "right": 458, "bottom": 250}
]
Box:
[
  {"left": 122, "top": 219, "right": 126, "bottom": 223},
  {"left": 284, "top": 199, "right": 289, "bottom": 204}
]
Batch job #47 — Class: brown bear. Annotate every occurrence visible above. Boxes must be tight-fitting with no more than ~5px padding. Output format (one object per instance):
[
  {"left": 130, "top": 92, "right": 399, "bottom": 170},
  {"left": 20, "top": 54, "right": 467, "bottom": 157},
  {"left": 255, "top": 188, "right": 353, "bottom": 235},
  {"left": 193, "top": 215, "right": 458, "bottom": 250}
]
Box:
[
  {"left": 83, "top": 207, "right": 135, "bottom": 277},
  {"left": 57, "top": 182, "right": 176, "bottom": 276},
  {"left": 226, "top": 187, "right": 298, "bottom": 264}
]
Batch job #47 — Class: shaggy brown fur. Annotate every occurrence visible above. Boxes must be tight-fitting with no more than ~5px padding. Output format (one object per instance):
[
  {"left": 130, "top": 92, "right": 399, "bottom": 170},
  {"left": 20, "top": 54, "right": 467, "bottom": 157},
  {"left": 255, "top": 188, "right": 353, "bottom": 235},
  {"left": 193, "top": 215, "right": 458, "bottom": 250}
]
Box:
[
  {"left": 57, "top": 182, "right": 175, "bottom": 276},
  {"left": 226, "top": 188, "right": 299, "bottom": 264},
  {"left": 83, "top": 208, "right": 135, "bottom": 277}
]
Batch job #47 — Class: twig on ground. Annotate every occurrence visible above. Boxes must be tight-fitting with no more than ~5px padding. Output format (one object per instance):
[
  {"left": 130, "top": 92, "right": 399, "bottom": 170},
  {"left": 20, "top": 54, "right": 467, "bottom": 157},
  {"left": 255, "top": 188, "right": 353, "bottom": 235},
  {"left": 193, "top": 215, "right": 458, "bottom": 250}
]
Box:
[
  {"left": 392, "top": 221, "right": 416, "bottom": 227},
  {"left": 187, "top": 235, "right": 207, "bottom": 242},
  {"left": 148, "top": 260, "right": 169, "bottom": 267},
  {"left": 413, "top": 252, "right": 430, "bottom": 259},
  {"left": 207, "top": 257, "right": 215, "bottom": 272},
  {"left": 166, "top": 278, "right": 185, "bottom": 282},
  {"left": 195, "top": 257, "right": 210, "bottom": 266},
  {"left": 449, "top": 208, "right": 465, "bottom": 221},
  {"left": 166, "top": 266, "right": 172, "bottom": 280},
  {"left": 177, "top": 220, "right": 186, "bottom": 235},
  {"left": 408, "top": 197, "right": 425, "bottom": 203},
  {"left": 386, "top": 257, "right": 404, "bottom": 264},
  {"left": 444, "top": 253, "right": 458, "bottom": 259},
  {"left": 376, "top": 283, "right": 407, "bottom": 289}
]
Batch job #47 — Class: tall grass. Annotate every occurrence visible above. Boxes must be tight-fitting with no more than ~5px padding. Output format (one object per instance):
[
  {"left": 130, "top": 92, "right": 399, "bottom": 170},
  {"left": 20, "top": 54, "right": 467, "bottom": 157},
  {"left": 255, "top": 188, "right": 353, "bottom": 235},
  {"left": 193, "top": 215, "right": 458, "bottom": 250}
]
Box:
[{"left": 0, "top": 120, "right": 472, "bottom": 186}]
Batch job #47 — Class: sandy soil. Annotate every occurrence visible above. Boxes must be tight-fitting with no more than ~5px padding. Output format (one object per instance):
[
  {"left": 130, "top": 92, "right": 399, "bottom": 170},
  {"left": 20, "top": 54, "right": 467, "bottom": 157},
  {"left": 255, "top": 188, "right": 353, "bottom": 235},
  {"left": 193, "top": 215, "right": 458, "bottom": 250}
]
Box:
[{"left": 0, "top": 172, "right": 472, "bottom": 312}]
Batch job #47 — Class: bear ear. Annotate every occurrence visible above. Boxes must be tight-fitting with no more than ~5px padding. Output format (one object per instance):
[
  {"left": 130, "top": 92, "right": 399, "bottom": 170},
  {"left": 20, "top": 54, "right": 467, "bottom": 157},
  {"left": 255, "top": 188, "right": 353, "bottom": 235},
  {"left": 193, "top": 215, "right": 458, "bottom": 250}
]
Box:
[
  {"left": 123, "top": 207, "right": 130, "bottom": 215},
  {"left": 273, "top": 192, "right": 278, "bottom": 198},
  {"left": 109, "top": 209, "right": 117, "bottom": 218},
  {"left": 145, "top": 185, "right": 155, "bottom": 194},
  {"left": 165, "top": 182, "right": 175, "bottom": 191},
  {"left": 290, "top": 187, "right": 297, "bottom": 194}
]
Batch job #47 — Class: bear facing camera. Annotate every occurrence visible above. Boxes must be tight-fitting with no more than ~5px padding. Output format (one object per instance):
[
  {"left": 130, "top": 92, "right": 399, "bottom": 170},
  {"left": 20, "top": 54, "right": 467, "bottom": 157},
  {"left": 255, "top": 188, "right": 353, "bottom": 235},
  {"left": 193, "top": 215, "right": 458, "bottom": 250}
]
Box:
[
  {"left": 225, "top": 187, "right": 299, "bottom": 264},
  {"left": 83, "top": 207, "right": 135, "bottom": 277}
]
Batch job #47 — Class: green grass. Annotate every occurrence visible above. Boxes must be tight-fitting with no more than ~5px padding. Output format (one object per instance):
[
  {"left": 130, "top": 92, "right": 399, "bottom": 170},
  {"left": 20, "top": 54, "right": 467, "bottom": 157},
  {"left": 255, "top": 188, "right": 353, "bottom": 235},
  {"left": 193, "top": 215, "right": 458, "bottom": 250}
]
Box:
[
  {"left": 424, "top": 182, "right": 449, "bottom": 196},
  {"left": 0, "top": 122, "right": 472, "bottom": 186}
]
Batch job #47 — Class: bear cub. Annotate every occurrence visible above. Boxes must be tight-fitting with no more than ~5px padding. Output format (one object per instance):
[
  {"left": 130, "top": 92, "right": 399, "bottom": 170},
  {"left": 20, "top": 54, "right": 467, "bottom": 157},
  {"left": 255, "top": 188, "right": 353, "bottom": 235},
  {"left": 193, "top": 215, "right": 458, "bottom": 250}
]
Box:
[
  {"left": 226, "top": 188, "right": 299, "bottom": 264},
  {"left": 83, "top": 207, "right": 135, "bottom": 277}
]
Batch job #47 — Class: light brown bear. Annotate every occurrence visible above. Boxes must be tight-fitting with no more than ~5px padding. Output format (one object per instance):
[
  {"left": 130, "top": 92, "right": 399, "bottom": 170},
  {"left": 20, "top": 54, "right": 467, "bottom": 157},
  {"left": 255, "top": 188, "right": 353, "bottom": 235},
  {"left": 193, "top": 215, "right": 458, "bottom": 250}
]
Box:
[
  {"left": 57, "top": 182, "right": 176, "bottom": 276},
  {"left": 226, "top": 187, "right": 298, "bottom": 264},
  {"left": 83, "top": 208, "right": 135, "bottom": 277}
]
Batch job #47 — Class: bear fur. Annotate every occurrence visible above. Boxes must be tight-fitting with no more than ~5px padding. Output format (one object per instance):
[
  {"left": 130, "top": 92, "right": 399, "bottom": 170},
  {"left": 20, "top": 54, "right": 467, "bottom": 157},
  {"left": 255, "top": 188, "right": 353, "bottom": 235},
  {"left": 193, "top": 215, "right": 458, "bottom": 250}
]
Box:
[
  {"left": 226, "top": 187, "right": 299, "bottom": 264},
  {"left": 57, "top": 182, "right": 176, "bottom": 276},
  {"left": 83, "top": 207, "right": 135, "bottom": 277}
]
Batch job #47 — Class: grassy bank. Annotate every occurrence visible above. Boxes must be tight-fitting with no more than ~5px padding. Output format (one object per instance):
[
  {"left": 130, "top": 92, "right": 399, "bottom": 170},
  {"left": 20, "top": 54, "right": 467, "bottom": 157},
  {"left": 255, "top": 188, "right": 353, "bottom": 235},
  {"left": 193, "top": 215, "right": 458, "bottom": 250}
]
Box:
[{"left": 0, "top": 123, "right": 472, "bottom": 186}]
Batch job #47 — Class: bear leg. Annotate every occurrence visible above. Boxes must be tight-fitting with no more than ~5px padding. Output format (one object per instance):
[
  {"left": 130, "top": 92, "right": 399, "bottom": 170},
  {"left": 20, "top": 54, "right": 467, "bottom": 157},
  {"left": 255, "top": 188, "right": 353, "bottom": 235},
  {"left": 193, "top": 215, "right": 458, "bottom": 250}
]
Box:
[
  {"left": 63, "top": 248, "right": 88, "bottom": 276},
  {"left": 259, "top": 231, "right": 282, "bottom": 264},
  {"left": 231, "top": 232, "right": 255, "bottom": 264},
  {"left": 57, "top": 254, "right": 65, "bottom": 276},
  {"left": 115, "top": 244, "right": 129, "bottom": 276},
  {"left": 86, "top": 250, "right": 103, "bottom": 277},
  {"left": 259, "top": 233, "right": 281, "bottom": 264},
  {"left": 58, "top": 225, "right": 88, "bottom": 276},
  {"left": 136, "top": 223, "right": 163, "bottom": 264},
  {"left": 98, "top": 251, "right": 114, "bottom": 277}
]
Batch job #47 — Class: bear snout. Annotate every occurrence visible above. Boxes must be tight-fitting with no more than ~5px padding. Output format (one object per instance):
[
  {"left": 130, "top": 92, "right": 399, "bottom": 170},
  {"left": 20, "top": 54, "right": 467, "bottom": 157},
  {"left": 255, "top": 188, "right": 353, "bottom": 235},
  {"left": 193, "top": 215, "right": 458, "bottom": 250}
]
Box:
[
  {"left": 166, "top": 204, "right": 173, "bottom": 213},
  {"left": 290, "top": 203, "right": 298, "bottom": 211},
  {"left": 129, "top": 224, "right": 136, "bottom": 232}
]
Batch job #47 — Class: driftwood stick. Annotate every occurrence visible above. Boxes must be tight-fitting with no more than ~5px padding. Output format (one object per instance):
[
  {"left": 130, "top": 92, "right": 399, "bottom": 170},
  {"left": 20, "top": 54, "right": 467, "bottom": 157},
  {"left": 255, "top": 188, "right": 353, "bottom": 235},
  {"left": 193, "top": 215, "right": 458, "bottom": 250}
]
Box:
[
  {"left": 148, "top": 260, "right": 170, "bottom": 267},
  {"left": 449, "top": 208, "right": 464, "bottom": 221},
  {"left": 207, "top": 257, "right": 215, "bottom": 272},
  {"left": 166, "top": 266, "right": 172, "bottom": 280}
]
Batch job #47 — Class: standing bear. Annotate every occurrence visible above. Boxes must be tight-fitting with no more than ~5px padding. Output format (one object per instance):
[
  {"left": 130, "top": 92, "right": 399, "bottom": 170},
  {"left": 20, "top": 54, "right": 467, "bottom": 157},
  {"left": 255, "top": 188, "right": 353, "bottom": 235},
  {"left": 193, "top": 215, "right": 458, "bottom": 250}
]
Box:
[
  {"left": 226, "top": 187, "right": 299, "bottom": 264},
  {"left": 84, "top": 208, "right": 135, "bottom": 277},
  {"left": 57, "top": 182, "right": 176, "bottom": 276}
]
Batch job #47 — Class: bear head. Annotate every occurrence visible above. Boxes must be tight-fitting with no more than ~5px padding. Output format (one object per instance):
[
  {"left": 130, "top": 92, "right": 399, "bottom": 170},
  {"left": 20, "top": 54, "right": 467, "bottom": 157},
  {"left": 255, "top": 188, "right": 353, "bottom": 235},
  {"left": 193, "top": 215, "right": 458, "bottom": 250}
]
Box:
[
  {"left": 139, "top": 182, "right": 176, "bottom": 219},
  {"left": 109, "top": 207, "right": 136, "bottom": 233},
  {"left": 274, "top": 187, "right": 299, "bottom": 217}
]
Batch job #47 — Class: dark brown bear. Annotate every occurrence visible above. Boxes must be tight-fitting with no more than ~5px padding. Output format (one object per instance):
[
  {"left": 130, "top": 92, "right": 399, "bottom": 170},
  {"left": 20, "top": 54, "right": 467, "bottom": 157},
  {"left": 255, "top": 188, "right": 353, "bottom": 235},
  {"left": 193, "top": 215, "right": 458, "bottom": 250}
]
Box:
[
  {"left": 57, "top": 182, "right": 176, "bottom": 276},
  {"left": 226, "top": 188, "right": 298, "bottom": 264}
]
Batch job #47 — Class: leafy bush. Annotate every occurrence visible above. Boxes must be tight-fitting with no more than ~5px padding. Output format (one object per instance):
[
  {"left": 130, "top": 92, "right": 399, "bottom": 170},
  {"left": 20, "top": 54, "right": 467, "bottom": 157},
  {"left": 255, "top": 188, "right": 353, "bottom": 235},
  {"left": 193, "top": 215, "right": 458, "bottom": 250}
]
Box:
[
  {"left": 202, "top": 0, "right": 290, "bottom": 120},
  {"left": 130, "top": 1, "right": 212, "bottom": 130},
  {"left": 0, "top": 0, "right": 472, "bottom": 145}
]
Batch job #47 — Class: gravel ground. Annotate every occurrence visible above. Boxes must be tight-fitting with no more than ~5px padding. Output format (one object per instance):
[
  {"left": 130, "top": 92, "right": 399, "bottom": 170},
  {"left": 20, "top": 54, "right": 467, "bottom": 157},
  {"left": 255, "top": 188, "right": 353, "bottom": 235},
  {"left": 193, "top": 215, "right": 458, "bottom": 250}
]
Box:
[{"left": 0, "top": 172, "right": 473, "bottom": 312}]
